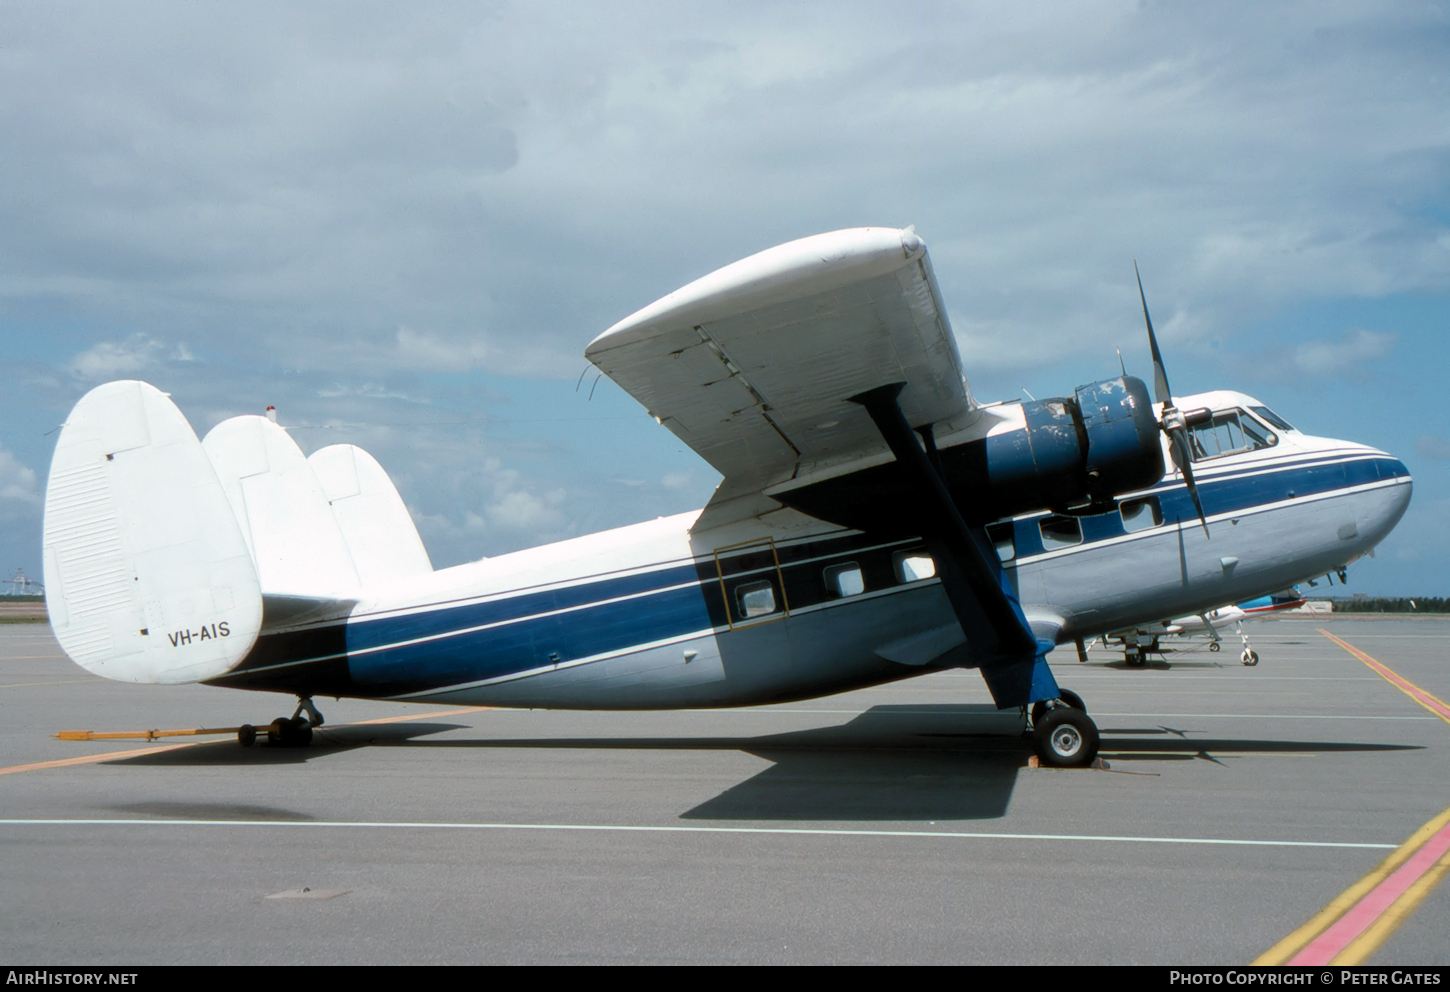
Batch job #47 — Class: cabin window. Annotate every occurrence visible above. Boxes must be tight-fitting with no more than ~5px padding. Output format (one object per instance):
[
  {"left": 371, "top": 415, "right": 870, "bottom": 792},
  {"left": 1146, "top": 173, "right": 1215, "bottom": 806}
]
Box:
[
  {"left": 735, "top": 580, "right": 778, "bottom": 619},
  {"left": 1039, "top": 515, "right": 1083, "bottom": 550},
  {"left": 894, "top": 550, "right": 937, "bottom": 582},
  {"left": 823, "top": 562, "right": 865, "bottom": 598},
  {"left": 1249, "top": 405, "right": 1295, "bottom": 432},
  {"left": 986, "top": 521, "right": 1015, "bottom": 562},
  {"left": 1187, "top": 409, "right": 1277, "bottom": 461},
  {"left": 1120, "top": 496, "right": 1163, "bottom": 533}
]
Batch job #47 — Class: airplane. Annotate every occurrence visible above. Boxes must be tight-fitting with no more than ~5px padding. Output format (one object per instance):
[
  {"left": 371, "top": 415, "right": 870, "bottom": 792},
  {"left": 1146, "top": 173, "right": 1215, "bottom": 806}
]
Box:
[
  {"left": 39, "top": 227, "right": 1413, "bottom": 768},
  {"left": 1101, "top": 587, "right": 1306, "bottom": 667}
]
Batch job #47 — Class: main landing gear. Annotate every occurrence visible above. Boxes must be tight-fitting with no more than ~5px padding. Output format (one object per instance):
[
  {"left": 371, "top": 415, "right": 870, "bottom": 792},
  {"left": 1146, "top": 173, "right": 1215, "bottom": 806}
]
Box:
[
  {"left": 1030, "top": 691, "right": 1099, "bottom": 768},
  {"left": 237, "top": 697, "right": 324, "bottom": 748}
]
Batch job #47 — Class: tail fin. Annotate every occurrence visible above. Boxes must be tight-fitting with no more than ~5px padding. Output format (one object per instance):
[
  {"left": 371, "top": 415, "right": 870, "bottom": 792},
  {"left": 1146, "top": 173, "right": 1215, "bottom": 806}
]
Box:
[
  {"left": 309, "top": 444, "right": 432, "bottom": 585},
  {"left": 42, "top": 382, "right": 263, "bottom": 684},
  {"left": 201, "top": 416, "right": 361, "bottom": 598}
]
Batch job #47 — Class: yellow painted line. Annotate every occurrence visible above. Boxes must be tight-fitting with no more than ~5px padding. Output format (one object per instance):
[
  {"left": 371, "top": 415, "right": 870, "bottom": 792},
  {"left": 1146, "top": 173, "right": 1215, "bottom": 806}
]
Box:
[
  {"left": 1256, "top": 630, "right": 1450, "bottom": 964},
  {"left": 346, "top": 707, "right": 492, "bottom": 726},
  {"left": 1256, "top": 806, "right": 1450, "bottom": 965},
  {"left": 1319, "top": 628, "right": 1450, "bottom": 725},
  {"left": 0, "top": 743, "right": 203, "bottom": 776},
  {"left": 4, "top": 707, "right": 494, "bottom": 778}
]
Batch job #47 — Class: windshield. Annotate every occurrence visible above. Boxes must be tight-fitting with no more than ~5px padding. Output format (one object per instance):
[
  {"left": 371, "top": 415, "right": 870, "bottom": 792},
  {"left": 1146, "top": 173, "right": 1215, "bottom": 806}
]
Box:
[
  {"left": 1187, "top": 409, "right": 1278, "bottom": 461},
  {"left": 1249, "top": 405, "right": 1295, "bottom": 432}
]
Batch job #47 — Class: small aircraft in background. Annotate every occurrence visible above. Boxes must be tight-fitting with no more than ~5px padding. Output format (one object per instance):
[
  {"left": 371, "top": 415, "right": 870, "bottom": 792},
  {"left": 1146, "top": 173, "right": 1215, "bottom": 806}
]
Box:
[
  {"left": 1102, "top": 587, "right": 1307, "bottom": 667},
  {"left": 40, "top": 228, "right": 1412, "bottom": 768}
]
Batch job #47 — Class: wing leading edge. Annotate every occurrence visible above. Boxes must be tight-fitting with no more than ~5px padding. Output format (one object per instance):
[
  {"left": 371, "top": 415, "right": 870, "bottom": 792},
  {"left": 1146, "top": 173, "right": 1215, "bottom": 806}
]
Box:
[{"left": 585, "top": 227, "right": 973, "bottom": 496}]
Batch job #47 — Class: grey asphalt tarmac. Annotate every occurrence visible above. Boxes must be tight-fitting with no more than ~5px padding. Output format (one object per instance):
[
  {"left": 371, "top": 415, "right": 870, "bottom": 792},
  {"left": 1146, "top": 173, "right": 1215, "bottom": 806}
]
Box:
[{"left": 1, "top": 617, "right": 1447, "bottom": 965}]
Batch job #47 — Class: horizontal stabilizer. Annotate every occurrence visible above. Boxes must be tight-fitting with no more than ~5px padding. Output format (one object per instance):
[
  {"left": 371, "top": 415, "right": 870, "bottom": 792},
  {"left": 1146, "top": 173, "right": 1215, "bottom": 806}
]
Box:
[
  {"left": 42, "top": 381, "right": 262, "bottom": 684},
  {"left": 202, "top": 416, "right": 360, "bottom": 602},
  {"left": 309, "top": 444, "right": 432, "bottom": 587}
]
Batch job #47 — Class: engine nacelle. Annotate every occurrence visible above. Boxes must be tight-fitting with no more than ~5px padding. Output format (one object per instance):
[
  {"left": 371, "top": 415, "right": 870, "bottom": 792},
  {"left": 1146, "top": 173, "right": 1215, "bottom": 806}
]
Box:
[
  {"left": 774, "top": 375, "right": 1164, "bottom": 529},
  {"left": 983, "top": 375, "right": 1163, "bottom": 514}
]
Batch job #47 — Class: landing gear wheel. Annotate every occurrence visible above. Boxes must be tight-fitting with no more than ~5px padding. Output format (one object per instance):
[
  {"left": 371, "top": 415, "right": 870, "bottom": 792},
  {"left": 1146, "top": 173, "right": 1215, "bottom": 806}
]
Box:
[
  {"left": 1033, "top": 707, "right": 1100, "bottom": 768},
  {"left": 1209, "top": 642, "right": 1221, "bottom": 653},
  {"left": 238, "top": 724, "right": 256, "bottom": 748},
  {"left": 266, "top": 716, "right": 314, "bottom": 747},
  {"left": 1125, "top": 650, "right": 1146, "bottom": 667},
  {"left": 1241, "top": 649, "right": 1259, "bottom": 667},
  {"left": 1030, "top": 689, "right": 1087, "bottom": 728}
]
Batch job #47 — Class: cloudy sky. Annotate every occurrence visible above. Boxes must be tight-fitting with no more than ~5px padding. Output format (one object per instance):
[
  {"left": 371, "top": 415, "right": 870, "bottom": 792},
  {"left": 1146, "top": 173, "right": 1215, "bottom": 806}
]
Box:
[{"left": 2, "top": 0, "right": 1447, "bottom": 596}]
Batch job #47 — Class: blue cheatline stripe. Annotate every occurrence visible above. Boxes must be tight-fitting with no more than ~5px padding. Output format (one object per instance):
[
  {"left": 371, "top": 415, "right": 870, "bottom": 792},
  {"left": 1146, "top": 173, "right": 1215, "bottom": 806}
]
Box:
[
  {"left": 348, "top": 581, "right": 717, "bottom": 695},
  {"left": 241, "top": 455, "right": 1405, "bottom": 695}
]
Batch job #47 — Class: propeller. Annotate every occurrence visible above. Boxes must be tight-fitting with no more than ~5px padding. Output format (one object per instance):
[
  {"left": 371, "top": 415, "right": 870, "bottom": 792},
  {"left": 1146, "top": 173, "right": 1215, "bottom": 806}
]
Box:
[{"left": 1134, "top": 261, "right": 1211, "bottom": 537}]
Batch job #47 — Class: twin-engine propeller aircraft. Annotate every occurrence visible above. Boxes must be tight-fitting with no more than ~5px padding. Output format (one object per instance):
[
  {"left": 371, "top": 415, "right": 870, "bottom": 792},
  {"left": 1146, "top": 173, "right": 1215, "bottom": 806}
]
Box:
[
  {"left": 1104, "top": 587, "right": 1307, "bottom": 668},
  {"left": 41, "top": 228, "right": 1412, "bottom": 767}
]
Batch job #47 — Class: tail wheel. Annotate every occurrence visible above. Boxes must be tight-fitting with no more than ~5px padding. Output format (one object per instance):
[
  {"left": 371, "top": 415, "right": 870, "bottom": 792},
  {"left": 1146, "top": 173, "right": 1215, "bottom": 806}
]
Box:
[
  {"left": 1033, "top": 708, "right": 1100, "bottom": 768},
  {"left": 266, "top": 716, "right": 314, "bottom": 747}
]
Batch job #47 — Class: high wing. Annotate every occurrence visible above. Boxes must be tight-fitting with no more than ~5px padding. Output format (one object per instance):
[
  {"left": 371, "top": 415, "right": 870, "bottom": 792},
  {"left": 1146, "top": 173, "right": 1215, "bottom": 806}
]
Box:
[{"left": 584, "top": 227, "right": 973, "bottom": 496}]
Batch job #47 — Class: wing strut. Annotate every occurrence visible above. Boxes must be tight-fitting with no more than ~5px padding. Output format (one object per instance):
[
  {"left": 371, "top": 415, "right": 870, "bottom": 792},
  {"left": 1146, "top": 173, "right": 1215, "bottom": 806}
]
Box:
[{"left": 848, "top": 384, "right": 1060, "bottom": 709}]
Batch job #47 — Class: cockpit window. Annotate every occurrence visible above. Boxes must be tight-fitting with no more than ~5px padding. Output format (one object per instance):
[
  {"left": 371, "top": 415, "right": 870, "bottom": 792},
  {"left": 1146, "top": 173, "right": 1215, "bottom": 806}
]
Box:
[
  {"left": 1188, "top": 409, "right": 1277, "bottom": 461},
  {"left": 1249, "top": 406, "right": 1295, "bottom": 432}
]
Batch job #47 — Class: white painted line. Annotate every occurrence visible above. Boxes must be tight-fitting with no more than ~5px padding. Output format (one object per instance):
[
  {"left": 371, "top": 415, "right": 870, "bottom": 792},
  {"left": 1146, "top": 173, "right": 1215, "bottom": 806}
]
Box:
[{"left": 0, "top": 818, "right": 1396, "bottom": 849}]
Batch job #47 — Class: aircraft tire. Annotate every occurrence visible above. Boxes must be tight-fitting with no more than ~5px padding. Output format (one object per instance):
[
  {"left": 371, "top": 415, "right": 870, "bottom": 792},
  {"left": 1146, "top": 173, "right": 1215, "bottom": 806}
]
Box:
[
  {"left": 1242, "top": 649, "right": 1259, "bottom": 667},
  {"left": 1209, "top": 642, "right": 1220, "bottom": 652},
  {"left": 1125, "top": 651, "right": 1145, "bottom": 667},
  {"left": 267, "top": 719, "right": 288, "bottom": 745},
  {"left": 289, "top": 717, "right": 313, "bottom": 747},
  {"left": 238, "top": 724, "right": 256, "bottom": 748},
  {"left": 1031, "top": 689, "right": 1087, "bottom": 728},
  {"left": 1034, "top": 708, "right": 1099, "bottom": 768}
]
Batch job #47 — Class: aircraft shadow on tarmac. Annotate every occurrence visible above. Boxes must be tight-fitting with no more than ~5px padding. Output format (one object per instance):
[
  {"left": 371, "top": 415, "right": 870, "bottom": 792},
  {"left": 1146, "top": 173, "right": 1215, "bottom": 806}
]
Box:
[{"left": 100, "top": 704, "right": 1422, "bottom": 823}]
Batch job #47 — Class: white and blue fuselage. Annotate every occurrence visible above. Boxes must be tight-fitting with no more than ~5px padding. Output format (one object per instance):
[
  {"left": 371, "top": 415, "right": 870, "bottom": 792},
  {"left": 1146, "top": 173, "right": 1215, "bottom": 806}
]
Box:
[{"left": 209, "top": 390, "right": 1412, "bottom": 709}]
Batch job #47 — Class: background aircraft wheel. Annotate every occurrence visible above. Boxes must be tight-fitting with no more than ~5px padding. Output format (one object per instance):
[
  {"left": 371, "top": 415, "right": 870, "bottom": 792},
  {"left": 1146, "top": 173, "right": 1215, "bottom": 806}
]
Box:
[
  {"left": 1125, "top": 651, "right": 1146, "bottom": 667},
  {"left": 238, "top": 724, "right": 256, "bottom": 748},
  {"left": 1033, "top": 708, "right": 1100, "bottom": 768},
  {"left": 1242, "top": 649, "right": 1259, "bottom": 666},
  {"left": 1209, "top": 642, "right": 1220, "bottom": 652}
]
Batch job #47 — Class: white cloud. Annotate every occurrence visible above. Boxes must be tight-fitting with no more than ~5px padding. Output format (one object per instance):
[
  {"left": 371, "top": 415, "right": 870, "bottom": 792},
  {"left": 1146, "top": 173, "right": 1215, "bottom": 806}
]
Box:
[
  {"left": 1293, "top": 330, "right": 1397, "bottom": 377},
  {"left": 65, "top": 334, "right": 166, "bottom": 380},
  {"left": 0, "top": 444, "right": 40, "bottom": 505}
]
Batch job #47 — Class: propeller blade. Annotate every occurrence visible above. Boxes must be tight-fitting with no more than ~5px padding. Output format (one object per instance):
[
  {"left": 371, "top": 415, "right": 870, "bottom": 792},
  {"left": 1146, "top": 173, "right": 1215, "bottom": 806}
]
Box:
[
  {"left": 1134, "top": 261, "right": 1172, "bottom": 405},
  {"left": 1170, "top": 429, "right": 1211, "bottom": 537}
]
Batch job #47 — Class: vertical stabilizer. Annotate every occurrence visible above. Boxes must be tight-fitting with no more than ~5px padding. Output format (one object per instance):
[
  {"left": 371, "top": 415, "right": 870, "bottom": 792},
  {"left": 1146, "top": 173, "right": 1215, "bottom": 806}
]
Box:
[
  {"left": 202, "top": 416, "right": 361, "bottom": 598},
  {"left": 42, "top": 381, "right": 263, "bottom": 684},
  {"left": 309, "top": 444, "right": 433, "bottom": 587}
]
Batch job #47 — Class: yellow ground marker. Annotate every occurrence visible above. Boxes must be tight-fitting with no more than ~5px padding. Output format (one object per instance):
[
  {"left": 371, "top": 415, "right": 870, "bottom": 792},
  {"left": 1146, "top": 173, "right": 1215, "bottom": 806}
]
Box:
[
  {"left": 1256, "top": 630, "right": 1450, "bottom": 964},
  {"left": 2, "top": 707, "right": 492, "bottom": 777}
]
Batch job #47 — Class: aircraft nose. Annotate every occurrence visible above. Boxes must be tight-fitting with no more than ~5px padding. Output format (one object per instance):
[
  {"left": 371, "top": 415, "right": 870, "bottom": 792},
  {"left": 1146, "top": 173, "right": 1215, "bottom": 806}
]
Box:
[{"left": 1357, "top": 449, "right": 1412, "bottom": 547}]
